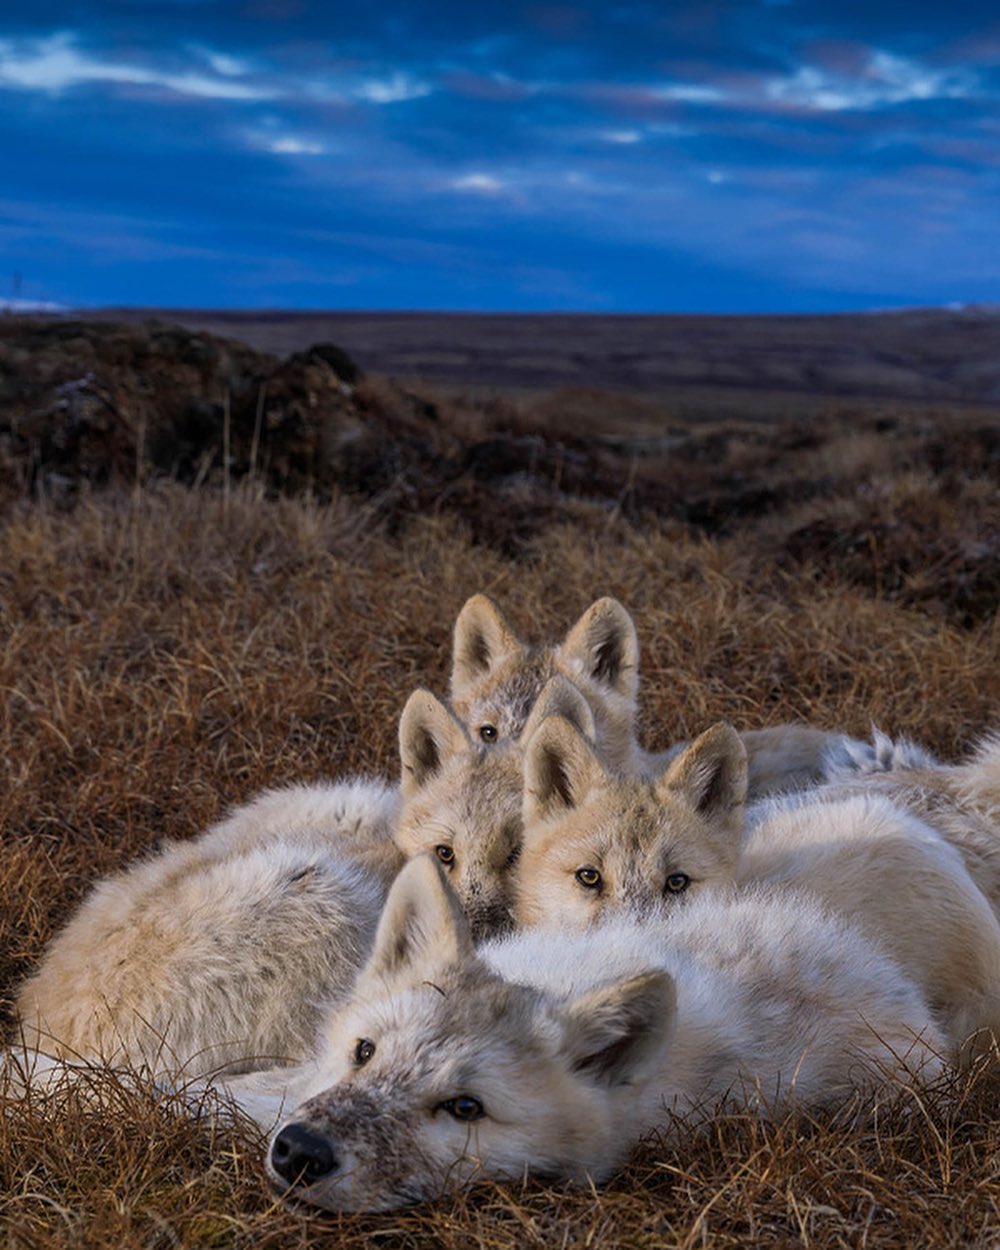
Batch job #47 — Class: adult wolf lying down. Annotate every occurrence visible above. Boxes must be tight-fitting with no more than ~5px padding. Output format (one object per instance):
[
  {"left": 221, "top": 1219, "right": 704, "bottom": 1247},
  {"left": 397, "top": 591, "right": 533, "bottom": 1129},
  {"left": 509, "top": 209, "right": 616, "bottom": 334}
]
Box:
[{"left": 250, "top": 855, "right": 942, "bottom": 1213}]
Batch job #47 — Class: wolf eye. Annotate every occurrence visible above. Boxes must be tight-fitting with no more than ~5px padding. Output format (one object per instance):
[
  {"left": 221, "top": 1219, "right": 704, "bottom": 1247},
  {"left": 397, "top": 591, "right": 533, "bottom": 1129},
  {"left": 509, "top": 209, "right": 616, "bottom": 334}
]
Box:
[
  {"left": 435, "top": 845, "right": 455, "bottom": 867},
  {"left": 439, "top": 1095, "right": 485, "bottom": 1122},
  {"left": 354, "top": 1038, "right": 375, "bottom": 1065},
  {"left": 479, "top": 724, "right": 498, "bottom": 743},
  {"left": 665, "top": 872, "right": 691, "bottom": 894},
  {"left": 575, "top": 866, "right": 602, "bottom": 890}
]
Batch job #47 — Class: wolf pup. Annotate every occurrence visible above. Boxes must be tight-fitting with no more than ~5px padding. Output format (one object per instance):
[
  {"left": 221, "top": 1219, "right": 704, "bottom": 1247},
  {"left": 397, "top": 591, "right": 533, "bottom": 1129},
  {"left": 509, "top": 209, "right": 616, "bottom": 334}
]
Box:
[
  {"left": 821, "top": 729, "right": 1000, "bottom": 919},
  {"left": 263, "top": 855, "right": 941, "bottom": 1212},
  {"left": 13, "top": 778, "right": 400, "bottom": 1078},
  {"left": 450, "top": 592, "right": 859, "bottom": 797},
  {"left": 394, "top": 674, "right": 595, "bottom": 936},
  {"left": 12, "top": 673, "right": 592, "bottom": 1078},
  {"left": 515, "top": 715, "right": 1000, "bottom": 1063}
]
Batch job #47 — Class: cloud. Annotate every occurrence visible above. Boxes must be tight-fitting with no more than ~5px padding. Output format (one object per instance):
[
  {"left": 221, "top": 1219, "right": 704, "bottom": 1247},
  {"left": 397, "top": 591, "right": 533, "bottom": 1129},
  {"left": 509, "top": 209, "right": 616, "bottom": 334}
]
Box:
[
  {"left": 0, "top": 32, "right": 276, "bottom": 100},
  {"left": 567, "top": 48, "right": 983, "bottom": 124},
  {"left": 0, "top": 32, "right": 433, "bottom": 108},
  {"left": 766, "top": 51, "right": 980, "bottom": 112},
  {"left": 195, "top": 48, "right": 253, "bottom": 79},
  {"left": 651, "top": 82, "right": 725, "bottom": 103},
  {"left": 353, "top": 72, "right": 431, "bottom": 104},
  {"left": 448, "top": 172, "right": 505, "bottom": 193},
  {"left": 265, "top": 135, "right": 326, "bottom": 155},
  {"left": 599, "top": 128, "right": 643, "bottom": 144}
]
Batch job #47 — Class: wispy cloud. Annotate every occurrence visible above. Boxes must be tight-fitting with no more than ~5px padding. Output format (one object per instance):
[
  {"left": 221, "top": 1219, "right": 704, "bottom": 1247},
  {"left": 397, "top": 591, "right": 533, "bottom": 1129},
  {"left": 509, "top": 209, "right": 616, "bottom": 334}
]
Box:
[
  {"left": 264, "top": 135, "right": 326, "bottom": 156},
  {"left": 0, "top": 31, "right": 434, "bottom": 108},
  {"left": 598, "top": 128, "right": 643, "bottom": 144},
  {"left": 194, "top": 48, "right": 253, "bottom": 79},
  {"left": 0, "top": 32, "right": 275, "bottom": 100},
  {"left": 766, "top": 51, "right": 980, "bottom": 112},
  {"left": 651, "top": 82, "right": 726, "bottom": 103},
  {"left": 353, "top": 71, "right": 431, "bottom": 104},
  {"left": 448, "top": 172, "right": 505, "bottom": 193}
]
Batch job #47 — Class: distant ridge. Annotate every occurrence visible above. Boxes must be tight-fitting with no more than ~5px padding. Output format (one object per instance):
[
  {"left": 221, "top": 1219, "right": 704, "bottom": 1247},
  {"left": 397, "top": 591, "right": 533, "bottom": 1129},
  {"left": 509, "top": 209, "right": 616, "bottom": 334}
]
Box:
[{"left": 82, "top": 306, "right": 1000, "bottom": 407}]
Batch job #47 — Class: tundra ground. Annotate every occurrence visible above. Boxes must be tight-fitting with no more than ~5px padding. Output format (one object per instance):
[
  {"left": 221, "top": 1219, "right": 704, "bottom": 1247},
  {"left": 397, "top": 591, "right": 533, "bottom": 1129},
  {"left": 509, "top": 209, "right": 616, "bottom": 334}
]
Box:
[{"left": 1, "top": 349, "right": 998, "bottom": 1247}]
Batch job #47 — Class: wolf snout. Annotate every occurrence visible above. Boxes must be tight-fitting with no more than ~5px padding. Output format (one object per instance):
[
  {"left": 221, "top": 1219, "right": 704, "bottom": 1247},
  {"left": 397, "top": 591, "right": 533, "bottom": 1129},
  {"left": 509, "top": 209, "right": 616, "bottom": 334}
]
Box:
[{"left": 270, "top": 1122, "right": 338, "bottom": 1187}]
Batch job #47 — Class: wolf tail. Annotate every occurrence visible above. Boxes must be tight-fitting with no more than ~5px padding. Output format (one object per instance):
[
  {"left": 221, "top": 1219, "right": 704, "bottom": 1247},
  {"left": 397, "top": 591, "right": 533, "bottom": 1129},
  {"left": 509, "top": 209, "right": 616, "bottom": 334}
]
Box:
[{"left": 821, "top": 725, "right": 941, "bottom": 782}]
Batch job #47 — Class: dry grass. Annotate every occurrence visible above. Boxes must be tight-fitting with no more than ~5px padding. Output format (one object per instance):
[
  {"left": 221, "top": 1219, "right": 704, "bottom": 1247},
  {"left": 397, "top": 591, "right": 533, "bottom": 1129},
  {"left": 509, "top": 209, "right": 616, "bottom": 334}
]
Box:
[{"left": 1, "top": 461, "right": 998, "bottom": 1247}]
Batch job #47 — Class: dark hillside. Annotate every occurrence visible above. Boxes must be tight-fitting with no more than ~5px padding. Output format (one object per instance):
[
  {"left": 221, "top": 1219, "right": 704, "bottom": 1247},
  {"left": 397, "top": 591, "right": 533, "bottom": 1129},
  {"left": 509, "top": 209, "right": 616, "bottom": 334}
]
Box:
[{"left": 2, "top": 316, "right": 997, "bottom": 626}]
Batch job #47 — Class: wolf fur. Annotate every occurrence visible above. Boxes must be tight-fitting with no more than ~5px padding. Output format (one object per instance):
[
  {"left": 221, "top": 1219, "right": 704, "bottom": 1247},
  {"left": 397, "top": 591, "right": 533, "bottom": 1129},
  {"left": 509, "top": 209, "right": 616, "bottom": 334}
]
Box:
[
  {"left": 451, "top": 593, "right": 640, "bottom": 770},
  {"left": 515, "top": 716, "right": 1000, "bottom": 1062},
  {"left": 13, "top": 778, "right": 400, "bottom": 1077},
  {"left": 263, "top": 855, "right": 942, "bottom": 1212},
  {"left": 516, "top": 719, "right": 747, "bottom": 927},
  {"left": 395, "top": 674, "right": 595, "bottom": 935},
  {"left": 450, "top": 592, "right": 859, "bottom": 797},
  {"left": 817, "top": 729, "right": 1000, "bottom": 918},
  {"left": 12, "top": 672, "right": 596, "bottom": 1075}
]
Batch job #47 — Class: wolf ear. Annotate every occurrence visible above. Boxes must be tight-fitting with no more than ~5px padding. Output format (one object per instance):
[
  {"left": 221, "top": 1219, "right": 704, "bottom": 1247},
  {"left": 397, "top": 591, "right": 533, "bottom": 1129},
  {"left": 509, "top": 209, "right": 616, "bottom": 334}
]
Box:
[
  {"left": 365, "top": 855, "right": 474, "bottom": 983},
  {"left": 558, "top": 598, "right": 639, "bottom": 704},
  {"left": 520, "top": 675, "right": 596, "bottom": 746},
  {"left": 451, "top": 595, "right": 525, "bottom": 700},
  {"left": 659, "top": 722, "right": 747, "bottom": 832},
  {"left": 562, "top": 972, "right": 676, "bottom": 1086},
  {"left": 523, "top": 713, "right": 606, "bottom": 828},
  {"left": 399, "top": 690, "right": 471, "bottom": 799}
]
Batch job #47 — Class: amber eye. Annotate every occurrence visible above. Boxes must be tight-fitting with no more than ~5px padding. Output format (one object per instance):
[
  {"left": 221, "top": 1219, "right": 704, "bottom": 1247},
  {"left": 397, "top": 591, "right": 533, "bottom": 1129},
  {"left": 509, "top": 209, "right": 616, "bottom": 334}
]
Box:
[
  {"left": 575, "top": 866, "right": 602, "bottom": 890},
  {"left": 354, "top": 1038, "right": 375, "bottom": 1066},
  {"left": 435, "top": 845, "right": 455, "bottom": 867},
  {"left": 665, "top": 872, "right": 691, "bottom": 894},
  {"left": 479, "top": 724, "right": 498, "bottom": 743},
  {"left": 439, "top": 1095, "right": 485, "bottom": 1122}
]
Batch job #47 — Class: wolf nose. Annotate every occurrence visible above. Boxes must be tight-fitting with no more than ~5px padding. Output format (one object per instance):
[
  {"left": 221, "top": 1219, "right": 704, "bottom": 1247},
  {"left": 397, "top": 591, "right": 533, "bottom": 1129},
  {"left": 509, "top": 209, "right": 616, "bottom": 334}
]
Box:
[{"left": 271, "top": 1122, "right": 338, "bottom": 1186}]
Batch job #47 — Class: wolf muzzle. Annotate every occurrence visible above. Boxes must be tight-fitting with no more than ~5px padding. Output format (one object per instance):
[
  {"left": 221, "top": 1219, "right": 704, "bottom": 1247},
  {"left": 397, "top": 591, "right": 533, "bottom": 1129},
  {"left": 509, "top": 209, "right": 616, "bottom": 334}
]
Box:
[{"left": 270, "top": 1122, "right": 338, "bottom": 1186}]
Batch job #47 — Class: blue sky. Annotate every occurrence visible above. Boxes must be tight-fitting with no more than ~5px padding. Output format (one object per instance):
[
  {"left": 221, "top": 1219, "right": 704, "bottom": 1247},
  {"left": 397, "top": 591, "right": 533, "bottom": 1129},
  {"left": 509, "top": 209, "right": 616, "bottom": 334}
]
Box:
[{"left": 1, "top": 1, "right": 998, "bottom": 312}]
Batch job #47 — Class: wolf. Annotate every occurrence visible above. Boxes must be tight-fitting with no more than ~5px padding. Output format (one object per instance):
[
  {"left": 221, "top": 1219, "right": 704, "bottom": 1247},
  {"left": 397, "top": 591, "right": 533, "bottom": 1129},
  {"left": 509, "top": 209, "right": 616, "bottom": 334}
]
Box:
[
  {"left": 261, "top": 854, "right": 942, "bottom": 1212},
  {"left": 12, "top": 671, "right": 593, "bottom": 1077},
  {"left": 450, "top": 592, "right": 860, "bottom": 798},
  {"left": 394, "top": 673, "right": 594, "bottom": 935},
  {"left": 819, "top": 729, "right": 1000, "bottom": 919},
  {"left": 514, "top": 715, "right": 1000, "bottom": 1062},
  {"left": 13, "top": 779, "right": 399, "bottom": 1078}
]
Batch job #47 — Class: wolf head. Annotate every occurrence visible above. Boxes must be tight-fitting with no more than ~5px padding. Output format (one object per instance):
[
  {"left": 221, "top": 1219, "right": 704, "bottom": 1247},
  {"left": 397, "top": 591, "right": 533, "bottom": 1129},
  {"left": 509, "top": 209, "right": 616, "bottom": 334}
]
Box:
[
  {"left": 515, "top": 717, "right": 747, "bottom": 929},
  {"left": 266, "top": 855, "right": 676, "bottom": 1211},
  {"left": 450, "top": 594, "right": 640, "bottom": 773},
  {"left": 394, "top": 676, "right": 596, "bottom": 939}
]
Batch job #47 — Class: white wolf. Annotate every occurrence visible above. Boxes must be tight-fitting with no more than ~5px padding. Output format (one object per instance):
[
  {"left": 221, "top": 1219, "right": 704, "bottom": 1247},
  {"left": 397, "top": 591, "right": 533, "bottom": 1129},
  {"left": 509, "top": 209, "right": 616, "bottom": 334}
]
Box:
[
  {"left": 514, "top": 715, "right": 1000, "bottom": 1063},
  {"left": 261, "top": 855, "right": 942, "bottom": 1212},
  {"left": 820, "top": 729, "right": 1000, "bottom": 919},
  {"left": 12, "top": 779, "right": 398, "bottom": 1077},
  {"left": 393, "top": 675, "right": 595, "bottom": 935},
  {"left": 12, "top": 674, "right": 592, "bottom": 1077},
  {"left": 450, "top": 592, "right": 860, "bottom": 797}
]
